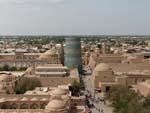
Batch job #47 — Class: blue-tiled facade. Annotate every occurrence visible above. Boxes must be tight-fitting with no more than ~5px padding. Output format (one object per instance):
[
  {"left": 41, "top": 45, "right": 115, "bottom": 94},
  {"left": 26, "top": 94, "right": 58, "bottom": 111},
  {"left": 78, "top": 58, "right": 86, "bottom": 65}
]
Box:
[{"left": 64, "top": 38, "right": 82, "bottom": 75}]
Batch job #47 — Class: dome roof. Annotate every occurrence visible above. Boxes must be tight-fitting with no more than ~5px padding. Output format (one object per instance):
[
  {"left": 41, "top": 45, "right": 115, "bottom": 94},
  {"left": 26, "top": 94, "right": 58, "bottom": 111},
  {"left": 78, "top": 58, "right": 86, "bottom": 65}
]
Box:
[
  {"left": 25, "top": 67, "right": 34, "bottom": 74},
  {"left": 38, "top": 54, "right": 49, "bottom": 60},
  {"left": 46, "top": 99, "right": 66, "bottom": 110},
  {"left": 38, "top": 49, "right": 57, "bottom": 60},
  {"left": 30, "top": 97, "right": 39, "bottom": 101},
  {"left": 9, "top": 98, "right": 19, "bottom": 101},
  {"left": 55, "top": 44, "right": 62, "bottom": 49},
  {"left": 44, "top": 49, "right": 56, "bottom": 56},
  {"left": 51, "top": 88, "right": 67, "bottom": 96},
  {"left": 21, "top": 97, "right": 29, "bottom": 101},
  {"left": 94, "top": 63, "right": 111, "bottom": 72},
  {"left": 40, "top": 98, "right": 48, "bottom": 101}
]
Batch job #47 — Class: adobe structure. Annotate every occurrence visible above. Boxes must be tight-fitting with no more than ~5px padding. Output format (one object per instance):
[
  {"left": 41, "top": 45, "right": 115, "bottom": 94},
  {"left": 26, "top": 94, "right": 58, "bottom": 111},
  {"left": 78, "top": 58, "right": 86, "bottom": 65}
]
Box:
[
  {"left": 136, "top": 80, "right": 150, "bottom": 97},
  {"left": 0, "top": 47, "right": 63, "bottom": 68},
  {"left": 0, "top": 85, "right": 85, "bottom": 113},
  {"left": 92, "top": 63, "right": 150, "bottom": 92}
]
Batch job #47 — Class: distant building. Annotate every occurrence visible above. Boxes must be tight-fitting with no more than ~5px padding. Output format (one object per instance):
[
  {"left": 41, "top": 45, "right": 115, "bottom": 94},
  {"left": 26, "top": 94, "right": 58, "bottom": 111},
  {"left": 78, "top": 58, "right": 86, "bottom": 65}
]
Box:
[
  {"left": 0, "top": 52, "right": 42, "bottom": 67},
  {"left": 0, "top": 48, "right": 62, "bottom": 68}
]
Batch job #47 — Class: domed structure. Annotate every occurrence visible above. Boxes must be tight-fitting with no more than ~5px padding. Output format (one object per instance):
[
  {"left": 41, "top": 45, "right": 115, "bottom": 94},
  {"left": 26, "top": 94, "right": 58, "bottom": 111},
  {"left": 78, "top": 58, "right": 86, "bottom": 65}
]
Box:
[
  {"left": 46, "top": 99, "right": 67, "bottom": 112},
  {"left": 21, "top": 97, "right": 29, "bottom": 101},
  {"left": 9, "top": 98, "right": 18, "bottom": 101},
  {"left": 92, "top": 63, "right": 115, "bottom": 90},
  {"left": 51, "top": 88, "right": 68, "bottom": 96},
  {"left": 40, "top": 98, "right": 48, "bottom": 101},
  {"left": 38, "top": 48, "right": 61, "bottom": 64},
  {"left": 30, "top": 97, "right": 39, "bottom": 101},
  {"left": 94, "top": 63, "right": 111, "bottom": 72},
  {"left": 55, "top": 44, "right": 62, "bottom": 49},
  {"left": 38, "top": 49, "right": 57, "bottom": 60},
  {"left": 38, "top": 55, "right": 49, "bottom": 60},
  {"left": 44, "top": 49, "right": 57, "bottom": 56},
  {"left": 25, "top": 67, "right": 34, "bottom": 75}
]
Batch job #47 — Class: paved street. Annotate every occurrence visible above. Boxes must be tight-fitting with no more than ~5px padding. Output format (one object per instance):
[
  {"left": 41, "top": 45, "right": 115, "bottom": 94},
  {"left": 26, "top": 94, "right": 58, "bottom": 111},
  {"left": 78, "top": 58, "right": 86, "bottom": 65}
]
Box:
[{"left": 83, "top": 66, "right": 113, "bottom": 113}]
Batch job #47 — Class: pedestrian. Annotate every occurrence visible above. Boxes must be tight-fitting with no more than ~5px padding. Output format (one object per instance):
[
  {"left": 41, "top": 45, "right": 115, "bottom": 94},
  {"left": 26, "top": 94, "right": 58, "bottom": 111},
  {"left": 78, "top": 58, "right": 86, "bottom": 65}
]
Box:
[
  {"left": 98, "top": 108, "right": 101, "bottom": 112},
  {"left": 104, "top": 100, "right": 106, "bottom": 105}
]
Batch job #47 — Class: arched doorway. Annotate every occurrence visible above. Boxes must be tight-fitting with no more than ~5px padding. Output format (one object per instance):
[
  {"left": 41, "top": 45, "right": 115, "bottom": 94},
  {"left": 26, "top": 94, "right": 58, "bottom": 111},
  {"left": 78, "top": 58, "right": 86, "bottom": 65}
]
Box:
[
  {"left": 30, "top": 103, "right": 39, "bottom": 109},
  {"left": 10, "top": 103, "right": 18, "bottom": 109},
  {"left": 40, "top": 103, "right": 47, "bottom": 109},
  {"left": 20, "top": 103, "right": 28, "bottom": 109}
]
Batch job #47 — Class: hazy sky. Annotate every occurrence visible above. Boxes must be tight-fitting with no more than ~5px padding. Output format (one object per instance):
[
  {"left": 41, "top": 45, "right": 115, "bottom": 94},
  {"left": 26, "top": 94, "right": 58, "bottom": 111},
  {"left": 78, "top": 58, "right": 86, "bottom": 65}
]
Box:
[{"left": 0, "top": 0, "right": 150, "bottom": 35}]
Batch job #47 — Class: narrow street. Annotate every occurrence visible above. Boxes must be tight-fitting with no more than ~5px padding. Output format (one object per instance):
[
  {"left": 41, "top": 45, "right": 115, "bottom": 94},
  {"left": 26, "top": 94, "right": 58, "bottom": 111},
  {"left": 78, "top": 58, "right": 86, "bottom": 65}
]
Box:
[{"left": 83, "top": 66, "right": 113, "bottom": 113}]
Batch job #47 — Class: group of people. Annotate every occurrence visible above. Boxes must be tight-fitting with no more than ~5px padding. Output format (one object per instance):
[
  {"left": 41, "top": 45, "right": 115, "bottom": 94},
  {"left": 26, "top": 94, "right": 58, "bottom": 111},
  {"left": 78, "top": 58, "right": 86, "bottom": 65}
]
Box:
[{"left": 85, "top": 90, "right": 106, "bottom": 113}]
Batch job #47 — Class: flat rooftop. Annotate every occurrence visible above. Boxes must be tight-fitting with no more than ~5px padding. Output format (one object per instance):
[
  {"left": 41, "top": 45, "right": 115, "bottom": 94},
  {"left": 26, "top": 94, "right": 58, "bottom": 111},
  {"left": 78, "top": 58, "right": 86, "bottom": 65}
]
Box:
[
  {"left": 36, "top": 66, "right": 68, "bottom": 70},
  {"left": 109, "top": 63, "right": 150, "bottom": 73}
]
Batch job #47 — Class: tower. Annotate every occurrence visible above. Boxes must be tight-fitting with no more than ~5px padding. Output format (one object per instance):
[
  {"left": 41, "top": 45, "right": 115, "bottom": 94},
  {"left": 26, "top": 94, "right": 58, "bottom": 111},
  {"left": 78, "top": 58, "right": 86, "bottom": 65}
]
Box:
[{"left": 64, "top": 37, "right": 82, "bottom": 75}]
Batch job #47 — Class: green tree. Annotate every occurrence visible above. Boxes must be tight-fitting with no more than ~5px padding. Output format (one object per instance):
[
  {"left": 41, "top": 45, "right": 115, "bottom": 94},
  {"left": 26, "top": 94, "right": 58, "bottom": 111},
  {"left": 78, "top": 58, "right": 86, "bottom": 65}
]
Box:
[
  {"left": 9, "top": 67, "right": 17, "bottom": 71},
  {"left": 15, "top": 77, "right": 41, "bottom": 94},
  {"left": 3, "top": 64, "right": 9, "bottom": 71},
  {"left": 18, "top": 67, "right": 27, "bottom": 71},
  {"left": 106, "top": 85, "right": 145, "bottom": 113},
  {"left": 70, "top": 80, "right": 82, "bottom": 96},
  {"left": 0, "top": 67, "right": 3, "bottom": 71},
  {"left": 143, "top": 95, "right": 150, "bottom": 112},
  {"left": 127, "top": 98, "right": 144, "bottom": 113}
]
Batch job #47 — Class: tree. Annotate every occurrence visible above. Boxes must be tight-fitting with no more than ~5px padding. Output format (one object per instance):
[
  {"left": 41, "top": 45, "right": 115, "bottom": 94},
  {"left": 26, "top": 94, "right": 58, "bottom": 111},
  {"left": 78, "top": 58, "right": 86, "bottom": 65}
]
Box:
[
  {"left": 9, "top": 67, "right": 17, "bottom": 71},
  {"left": 106, "top": 85, "right": 145, "bottom": 113},
  {"left": 0, "top": 65, "right": 25, "bottom": 71},
  {"left": 15, "top": 77, "right": 41, "bottom": 94},
  {"left": 3, "top": 64, "right": 9, "bottom": 71},
  {"left": 143, "top": 95, "right": 150, "bottom": 112},
  {"left": 127, "top": 98, "right": 144, "bottom": 113},
  {"left": 0, "top": 67, "right": 3, "bottom": 71},
  {"left": 18, "top": 67, "right": 27, "bottom": 71},
  {"left": 70, "top": 80, "right": 82, "bottom": 96}
]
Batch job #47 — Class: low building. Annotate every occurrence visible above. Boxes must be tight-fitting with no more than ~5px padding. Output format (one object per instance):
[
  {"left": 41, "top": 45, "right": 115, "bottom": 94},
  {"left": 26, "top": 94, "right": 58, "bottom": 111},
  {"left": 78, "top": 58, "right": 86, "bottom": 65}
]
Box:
[
  {"left": 92, "top": 63, "right": 150, "bottom": 92},
  {"left": 0, "top": 86, "right": 85, "bottom": 113},
  {"left": 35, "top": 64, "right": 68, "bottom": 77},
  {"left": 88, "top": 53, "right": 124, "bottom": 70},
  {"left": 0, "top": 72, "right": 18, "bottom": 94},
  {"left": 92, "top": 63, "right": 116, "bottom": 92},
  {"left": 0, "top": 48, "right": 62, "bottom": 68}
]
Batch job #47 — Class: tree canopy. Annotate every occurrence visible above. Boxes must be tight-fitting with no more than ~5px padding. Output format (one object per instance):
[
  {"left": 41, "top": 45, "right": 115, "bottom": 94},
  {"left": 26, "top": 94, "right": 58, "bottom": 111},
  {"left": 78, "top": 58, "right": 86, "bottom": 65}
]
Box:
[
  {"left": 70, "top": 80, "right": 84, "bottom": 96},
  {"left": 15, "top": 77, "right": 41, "bottom": 94},
  {"left": 106, "top": 85, "right": 150, "bottom": 113},
  {"left": 0, "top": 64, "right": 27, "bottom": 71}
]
